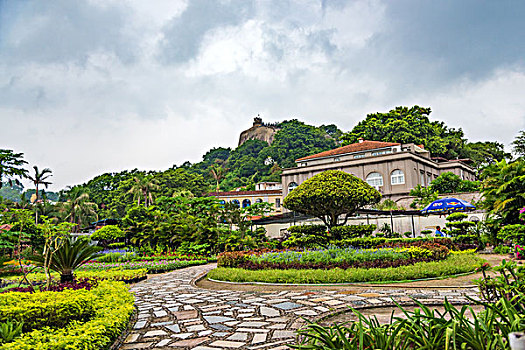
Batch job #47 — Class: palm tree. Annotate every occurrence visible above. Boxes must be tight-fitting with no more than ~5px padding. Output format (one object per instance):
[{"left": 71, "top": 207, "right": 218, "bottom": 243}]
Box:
[
  {"left": 128, "top": 175, "right": 159, "bottom": 207},
  {"left": 31, "top": 236, "right": 101, "bottom": 282},
  {"left": 59, "top": 188, "right": 98, "bottom": 232},
  {"left": 27, "top": 166, "right": 52, "bottom": 202},
  {"left": 210, "top": 164, "right": 226, "bottom": 192}
]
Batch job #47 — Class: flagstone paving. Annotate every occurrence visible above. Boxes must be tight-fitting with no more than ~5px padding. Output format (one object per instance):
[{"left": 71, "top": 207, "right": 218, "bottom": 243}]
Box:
[{"left": 120, "top": 264, "right": 480, "bottom": 350}]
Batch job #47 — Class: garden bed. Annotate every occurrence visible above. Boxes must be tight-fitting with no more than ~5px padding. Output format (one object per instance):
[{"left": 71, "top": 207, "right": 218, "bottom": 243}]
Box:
[
  {"left": 208, "top": 254, "right": 484, "bottom": 284},
  {"left": 0, "top": 280, "right": 134, "bottom": 349},
  {"left": 78, "top": 259, "right": 207, "bottom": 273}
]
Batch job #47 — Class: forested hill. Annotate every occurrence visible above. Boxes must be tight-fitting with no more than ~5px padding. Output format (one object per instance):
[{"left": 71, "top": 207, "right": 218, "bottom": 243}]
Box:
[{"left": 60, "top": 106, "right": 510, "bottom": 219}]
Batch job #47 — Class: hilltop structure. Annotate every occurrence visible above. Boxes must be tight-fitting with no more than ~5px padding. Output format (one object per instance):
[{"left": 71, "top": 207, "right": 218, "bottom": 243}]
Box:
[{"left": 238, "top": 117, "right": 280, "bottom": 146}]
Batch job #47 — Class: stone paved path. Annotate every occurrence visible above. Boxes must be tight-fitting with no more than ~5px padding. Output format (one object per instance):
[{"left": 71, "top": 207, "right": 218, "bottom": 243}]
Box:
[{"left": 120, "top": 264, "right": 480, "bottom": 350}]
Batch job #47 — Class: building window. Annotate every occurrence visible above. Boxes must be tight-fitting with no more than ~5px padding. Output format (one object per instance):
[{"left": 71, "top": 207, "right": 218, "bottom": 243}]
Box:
[
  {"left": 288, "top": 182, "right": 298, "bottom": 192},
  {"left": 231, "top": 199, "right": 240, "bottom": 208},
  {"left": 372, "top": 149, "right": 392, "bottom": 156},
  {"left": 242, "top": 199, "right": 251, "bottom": 208},
  {"left": 427, "top": 173, "right": 432, "bottom": 186},
  {"left": 255, "top": 198, "right": 263, "bottom": 203},
  {"left": 354, "top": 154, "right": 365, "bottom": 159},
  {"left": 391, "top": 170, "right": 405, "bottom": 185},
  {"left": 275, "top": 198, "right": 281, "bottom": 208},
  {"left": 420, "top": 170, "right": 425, "bottom": 185},
  {"left": 366, "top": 172, "right": 383, "bottom": 187}
]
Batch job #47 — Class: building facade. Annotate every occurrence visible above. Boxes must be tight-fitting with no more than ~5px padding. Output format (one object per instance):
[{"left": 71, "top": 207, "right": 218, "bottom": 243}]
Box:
[
  {"left": 281, "top": 140, "right": 476, "bottom": 201},
  {"left": 207, "top": 189, "right": 283, "bottom": 214}
]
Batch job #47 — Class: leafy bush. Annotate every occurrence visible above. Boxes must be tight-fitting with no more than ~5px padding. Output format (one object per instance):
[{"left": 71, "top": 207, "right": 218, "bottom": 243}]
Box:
[
  {"left": 454, "top": 234, "right": 479, "bottom": 245},
  {"left": 209, "top": 254, "right": 483, "bottom": 284},
  {"left": 78, "top": 259, "right": 206, "bottom": 273},
  {"left": 446, "top": 212, "right": 468, "bottom": 221},
  {"left": 493, "top": 245, "right": 511, "bottom": 254},
  {"left": 497, "top": 224, "right": 525, "bottom": 245},
  {"left": 330, "top": 224, "right": 376, "bottom": 240},
  {"left": 90, "top": 225, "right": 124, "bottom": 242},
  {"left": 283, "top": 225, "right": 329, "bottom": 248},
  {"left": 30, "top": 236, "right": 101, "bottom": 283},
  {"left": 0, "top": 288, "right": 97, "bottom": 331},
  {"left": 0, "top": 280, "right": 134, "bottom": 350},
  {"left": 0, "top": 321, "right": 23, "bottom": 344}
]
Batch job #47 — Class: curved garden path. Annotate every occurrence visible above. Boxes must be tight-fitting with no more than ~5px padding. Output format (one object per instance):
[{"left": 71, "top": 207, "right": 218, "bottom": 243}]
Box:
[{"left": 120, "top": 263, "right": 480, "bottom": 350}]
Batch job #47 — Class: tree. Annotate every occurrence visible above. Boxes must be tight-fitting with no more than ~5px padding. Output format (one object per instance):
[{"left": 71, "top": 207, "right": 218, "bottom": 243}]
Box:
[
  {"left": 91, "top": 225, "right": 124, "bottom": 248},
  {"left": 464, "top": 141, "right": 511, "bottom": 168},
  {"left": 430, "top": 172, "right": 479, "bottom": 194},
  {"left": 283, "top": 170, "right": 381, "bottom": 229},
  {"left": 340, "top": 106, "right": 466, "bottom": 159},
  {"left": 409, "top": 184, "right": 439, "bottom": 209},
  {"left": 128, "top": 175, "right": 159, "bottom": 207},
  {"left": 512, "top": 130, "right": 525, "bottom": 158},
  {"left": 262, "top": 120, "right": 337, "bottom": 169},
  {"left": 32, "top": 234, "right": 100, "bottom": 283},
  {"left": 26, "top": 166, "right": 52, "bottom": 202},
  {"left": 210, "top": 163, "right": 227, "bottom": 192},
  {"left": 59, "top": 188, "right": 98, "bottom": 231},
  {"left": 0, "top": 150, "right": 28, "bottom": 189},
  {"left": 480, "top": 159, "right": 525, "bottom": 225}
]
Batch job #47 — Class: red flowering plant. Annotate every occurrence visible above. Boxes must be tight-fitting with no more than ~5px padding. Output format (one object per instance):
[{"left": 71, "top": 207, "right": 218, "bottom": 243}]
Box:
[
  {"left": 515, "top": 244, "right": 525, "bottom": 260},
  {"left": 520, "top": 207, "right": 525, "bottom": 221}
]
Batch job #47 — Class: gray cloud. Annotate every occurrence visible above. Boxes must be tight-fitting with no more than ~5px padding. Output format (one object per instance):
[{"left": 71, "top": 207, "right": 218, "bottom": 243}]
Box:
[
  {"left": 0, "top": 0, "right": 133, "bottom": 65},
  {"left": 158, "top": 0, "right": 255, "bottom": 63},
  {"left": 0, "top": 0, "right": 524, "bottom": 190}
]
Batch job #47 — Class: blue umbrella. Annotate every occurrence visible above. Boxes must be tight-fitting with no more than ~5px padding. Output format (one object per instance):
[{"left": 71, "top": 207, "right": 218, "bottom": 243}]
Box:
[{"left": 421, "top": 197, "right": 476, "bottom": 215}]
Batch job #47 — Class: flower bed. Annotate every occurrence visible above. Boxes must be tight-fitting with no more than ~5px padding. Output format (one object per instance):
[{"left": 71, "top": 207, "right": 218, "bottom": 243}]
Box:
[
  {"left": 0, "top": 280, "right": 134, "bottom": 349},
  {"left": 78, "top": 259, "right": 207, "bottom": 273},
  {"left": 218, "top": 244, "right": 449, "bottom": 270},
  {"left": 1, "top": 268, "right": 148, "bottom": 290},
  {"left": 209, "top": 254, "right": 484, "bottom": 284}
]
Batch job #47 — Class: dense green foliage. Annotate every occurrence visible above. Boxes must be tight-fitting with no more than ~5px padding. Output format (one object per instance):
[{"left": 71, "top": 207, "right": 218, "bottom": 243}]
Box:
[
  {"left": 480, "top": 159, "right": 525, "bottom": 225},
  {"left": 512, "top": 130, "right": 525, "bottom": 158},
  {"left": 430, "top": 171, "right": 479, "bottom": 193},
  {"left": 0, "top": 280, "right": 134, "bottom": 350},
  {"left": 0, "top": 150, "right": 28, "bottom": 190},
  {"left": 209, "top": 254, "right": 483, "bottom": 284},
  {"left": 340, "top": 106, "right": 509, "bottom": 168},
  {"left": 284, "top": 171, "right": 381, "bottom": 229}
]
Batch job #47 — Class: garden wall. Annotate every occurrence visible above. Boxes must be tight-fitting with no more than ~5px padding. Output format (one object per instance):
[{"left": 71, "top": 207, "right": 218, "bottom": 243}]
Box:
[{"left": 259, "top": 211, "right": 485, "bottom": 238}]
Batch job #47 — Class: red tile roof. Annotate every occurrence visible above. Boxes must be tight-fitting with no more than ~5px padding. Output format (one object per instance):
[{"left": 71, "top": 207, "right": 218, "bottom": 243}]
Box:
[
  {"left": 296, "top": 140, "right": 400, "bottom": 161},
  {"left": 207, "top": 189, "right": 282, "bottom": 197}
]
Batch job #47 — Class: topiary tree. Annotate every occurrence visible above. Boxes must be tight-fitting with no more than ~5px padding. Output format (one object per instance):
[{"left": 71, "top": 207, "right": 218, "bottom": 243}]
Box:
[
  {"left": 283, "top": 170, "right": 381, "bottom": 229},
  {"left": 445, "top": 212, "right": 475, "bottom": 237},
  {"left": 91, "top": 225, "right": 124, "bottom": 248}
]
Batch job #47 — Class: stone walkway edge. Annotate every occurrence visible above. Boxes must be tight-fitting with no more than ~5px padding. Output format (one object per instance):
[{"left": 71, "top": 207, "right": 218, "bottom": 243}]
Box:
[{"left": 119, "top": 263, "right": 479, "bottom": 350}]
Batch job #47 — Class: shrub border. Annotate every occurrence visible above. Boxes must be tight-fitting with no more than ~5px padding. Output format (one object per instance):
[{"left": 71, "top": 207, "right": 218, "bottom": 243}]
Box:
[{"left": 207, "top": 255, "right": 484, "bottom": 286}]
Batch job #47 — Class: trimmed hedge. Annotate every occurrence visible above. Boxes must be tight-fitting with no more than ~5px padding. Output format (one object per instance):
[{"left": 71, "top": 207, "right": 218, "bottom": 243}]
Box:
[
  {"left": 0, "top": 289, "right": 96, "bottom": 332},
  {"left": 0, "top": 280, "right": 134, "bottom": 350},
  {"left": 284, "top": 224, "right": 377, "bottom": 248},
  {"left": 330, "top": 224, "right": 376, "bottom": 239}
]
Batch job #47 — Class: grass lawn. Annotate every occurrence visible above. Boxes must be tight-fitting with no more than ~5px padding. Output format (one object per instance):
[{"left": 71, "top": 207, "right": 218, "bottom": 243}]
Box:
[{"left": 208, "top": 254, "right": 485, "bottom": 284}]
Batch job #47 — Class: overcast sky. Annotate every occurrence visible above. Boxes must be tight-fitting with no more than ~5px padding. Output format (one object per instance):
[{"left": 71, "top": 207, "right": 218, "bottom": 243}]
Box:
[{"left": 1, "top": 0, "right": 524, "bottom": 191}]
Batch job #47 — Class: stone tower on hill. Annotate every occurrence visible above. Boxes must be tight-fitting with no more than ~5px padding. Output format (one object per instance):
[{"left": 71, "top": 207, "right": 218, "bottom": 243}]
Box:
[{"left": 238, "top": 117, "right": 280, "bottom": 146}]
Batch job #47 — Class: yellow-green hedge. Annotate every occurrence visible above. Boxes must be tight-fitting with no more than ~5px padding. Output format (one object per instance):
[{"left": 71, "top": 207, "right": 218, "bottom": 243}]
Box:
[
  {"left": 0, "top": 280, "right": 134, "bottom": 349},
  {"left": 0, "top": 288, "right": 96, "bottom": 332}
]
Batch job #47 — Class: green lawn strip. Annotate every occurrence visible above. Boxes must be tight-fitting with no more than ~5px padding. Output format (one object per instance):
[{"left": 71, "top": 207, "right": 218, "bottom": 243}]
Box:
[{"left": 207, "top": 254, "right": 484, "bottom": 284}]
